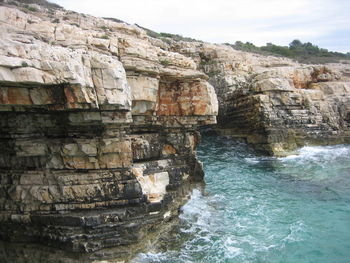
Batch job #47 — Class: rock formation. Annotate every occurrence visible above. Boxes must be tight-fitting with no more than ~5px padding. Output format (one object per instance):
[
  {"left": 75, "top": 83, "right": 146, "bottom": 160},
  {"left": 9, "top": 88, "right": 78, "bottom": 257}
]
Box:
[
  {"left": 0, "top": 1, "right": 217, "bottom": 262},
  {"left": 0, "top": 0, "right": 349, "bottom": 261},
  {"left": 169, "top": 42, "right": 350, "bottom": 155}
]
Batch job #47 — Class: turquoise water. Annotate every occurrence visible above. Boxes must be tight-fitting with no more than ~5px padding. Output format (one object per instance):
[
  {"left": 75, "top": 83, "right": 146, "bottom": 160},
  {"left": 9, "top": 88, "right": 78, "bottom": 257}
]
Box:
[{"left": 134, "top": 135, "right": 350, "bottom": 263}]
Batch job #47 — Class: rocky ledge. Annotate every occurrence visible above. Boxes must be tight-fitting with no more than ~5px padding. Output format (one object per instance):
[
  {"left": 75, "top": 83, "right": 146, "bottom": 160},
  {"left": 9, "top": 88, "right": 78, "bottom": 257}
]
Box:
[
  {"left": 0, "top": 0, "right": 349, "bottom": 261},
  {"left": 0, "top": 1, "right": 217, "bottom": 262},
  {"left": 169, "top": 41, "right": 350, "bottom": 155}
]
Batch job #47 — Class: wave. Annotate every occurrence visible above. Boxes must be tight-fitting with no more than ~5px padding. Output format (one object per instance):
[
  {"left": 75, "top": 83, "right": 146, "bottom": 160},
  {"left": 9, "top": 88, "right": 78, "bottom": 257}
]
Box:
[{"left": 133, "top": 138, "right": 350, "bottom": 263}]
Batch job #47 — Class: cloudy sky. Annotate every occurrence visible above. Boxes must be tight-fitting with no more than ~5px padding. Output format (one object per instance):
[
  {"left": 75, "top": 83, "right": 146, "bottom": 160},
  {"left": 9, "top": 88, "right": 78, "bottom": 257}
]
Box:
[{"left": 51, "top": 0, "right": 349, "bottom": 53}]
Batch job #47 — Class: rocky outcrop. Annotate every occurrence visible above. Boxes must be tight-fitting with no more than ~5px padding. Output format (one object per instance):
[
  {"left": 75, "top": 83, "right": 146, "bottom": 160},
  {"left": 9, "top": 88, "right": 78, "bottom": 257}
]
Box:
[
  {"left": 0, "top": 0, "right": 349, "bottom": 261},
  {"left": 169, "top": 41, "right": 350, "bottom": 155},
  {"left": 0, "top": 2, "right": 217, "bottom": 262}
]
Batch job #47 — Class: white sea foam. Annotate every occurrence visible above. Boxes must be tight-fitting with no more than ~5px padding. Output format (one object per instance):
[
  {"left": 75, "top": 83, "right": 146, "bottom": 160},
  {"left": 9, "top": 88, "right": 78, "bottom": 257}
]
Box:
[
  {"left": 224, "top": 237, "right": 243, "bottom": 258},
  {"left": 279, "top": 145, "right": 350, "bottom": 163},
  {"left": 282, "top": 220, "right": 307, "bottom": 243},
  {"left": 244, "top": 157, "right": 260, "bottom": 164},
  {"left": 132, "top": 252, "right": 168, "bottom": 263},
  {"left": 132, "top": 139, "right": 350, "bottom": 263}
]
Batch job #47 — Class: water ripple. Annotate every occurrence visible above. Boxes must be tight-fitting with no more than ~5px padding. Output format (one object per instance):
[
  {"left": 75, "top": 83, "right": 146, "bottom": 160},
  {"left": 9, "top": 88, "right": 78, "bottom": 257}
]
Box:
[{"left": 133, "top": 136, "right": 350, "bottom": 263}]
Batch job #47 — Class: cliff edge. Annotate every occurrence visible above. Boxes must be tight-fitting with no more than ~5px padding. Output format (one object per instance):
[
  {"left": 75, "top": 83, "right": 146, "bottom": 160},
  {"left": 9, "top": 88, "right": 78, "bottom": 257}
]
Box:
[
  {"left": 169, "top": 41, "right": 350, "bottom": 155},
  {"left": 0, "top": 1, "right": 217, "bottom": 262},
  {"left": 1, "top": 0, "right": 350, "bottom": 261}
]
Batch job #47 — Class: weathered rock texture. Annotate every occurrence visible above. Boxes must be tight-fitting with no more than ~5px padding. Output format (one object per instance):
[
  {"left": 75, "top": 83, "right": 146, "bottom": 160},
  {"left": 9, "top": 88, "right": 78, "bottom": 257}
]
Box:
[
  {"left": 0, "top": 0, "right": 349, "bottom": 261},
  {"left": 0, "top": 1, "right": 217, "bottom": 262},
  {"left": 168, "top": 42, "right": 350, "bottom": 155}
]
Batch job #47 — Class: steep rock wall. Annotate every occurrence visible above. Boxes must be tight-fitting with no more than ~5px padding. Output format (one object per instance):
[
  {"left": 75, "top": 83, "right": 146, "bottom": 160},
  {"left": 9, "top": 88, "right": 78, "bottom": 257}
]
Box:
[
  {"left": 169, "top": 41, "right": 350, "bottom": 155},
  {"left": 0, "top": 2, "right": 217, "bottom": 262}
]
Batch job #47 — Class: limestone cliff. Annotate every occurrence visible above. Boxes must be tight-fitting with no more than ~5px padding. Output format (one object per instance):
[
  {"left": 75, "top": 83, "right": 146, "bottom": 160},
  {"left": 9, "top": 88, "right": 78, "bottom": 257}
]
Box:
[
  {"left": 0, "top": 1, "right": 217, "bottom": 262},
  {"left": 1, "top": 0, "right": 350, "bottom": 261},
  {"left": 168, "top": 41, "right": 350, "bottom": 155}
]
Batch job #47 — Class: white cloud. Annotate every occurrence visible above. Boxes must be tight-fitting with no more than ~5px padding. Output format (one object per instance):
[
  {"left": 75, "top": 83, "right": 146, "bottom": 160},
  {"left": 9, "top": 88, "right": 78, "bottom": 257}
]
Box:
[{"left": 52, "top": 0, "right": 350, "bottom": 52}]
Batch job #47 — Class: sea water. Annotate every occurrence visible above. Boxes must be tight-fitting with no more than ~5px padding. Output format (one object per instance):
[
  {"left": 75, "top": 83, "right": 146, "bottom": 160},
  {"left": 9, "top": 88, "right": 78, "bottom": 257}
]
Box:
[{"left": 134, "top": 135, "right": 350, "bottom": 263}]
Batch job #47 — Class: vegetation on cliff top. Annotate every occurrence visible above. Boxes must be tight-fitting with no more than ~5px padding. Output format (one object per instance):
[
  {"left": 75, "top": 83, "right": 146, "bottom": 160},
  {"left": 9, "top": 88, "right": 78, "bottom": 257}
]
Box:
[
  {"left": 5, "top": 0, "right": 62, "bottom": 9},
  {"left": 136, "top": 24, "right": 202, "bottom": 43},
  {"left": 141, "top": 24, "right": 348, "bottom": 64},
  {"left": 226, "top": 40, "right": 350, "bottom": 64},
  {"left": 5, "top": 1, "right": 348, "bottom": 64}
]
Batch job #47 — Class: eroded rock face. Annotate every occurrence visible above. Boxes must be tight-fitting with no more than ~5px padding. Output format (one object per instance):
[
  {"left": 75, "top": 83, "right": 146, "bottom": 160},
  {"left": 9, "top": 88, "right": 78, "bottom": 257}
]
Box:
[
  {"left": 170, "top": 41, "right": 350, "bottom": 155},
  {"left": 0, "top": 2, "right": 217, "bottom": 262}
]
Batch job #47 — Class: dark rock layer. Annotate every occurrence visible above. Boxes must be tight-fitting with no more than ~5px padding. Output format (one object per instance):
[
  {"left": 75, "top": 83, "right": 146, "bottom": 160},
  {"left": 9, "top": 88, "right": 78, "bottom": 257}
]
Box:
[
  {"left": 0, "top": 1, "right": 218, "bottom": 262},
  {"left": 169, "top": 41, "right": 350, "bottom": 155}
]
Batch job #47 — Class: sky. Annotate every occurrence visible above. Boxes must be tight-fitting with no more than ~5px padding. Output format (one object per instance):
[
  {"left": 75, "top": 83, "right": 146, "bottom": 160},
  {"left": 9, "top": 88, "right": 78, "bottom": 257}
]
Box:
[{"left": 51, "top": 0, "right": 350, "bottom": 53}]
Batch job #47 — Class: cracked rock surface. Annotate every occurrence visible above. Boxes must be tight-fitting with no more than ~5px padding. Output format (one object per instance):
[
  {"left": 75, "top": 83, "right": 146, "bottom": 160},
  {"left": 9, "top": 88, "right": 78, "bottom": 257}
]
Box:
[
  {"left": 170, "top": 41, "right": 350, "bottom": 155},
  {"left": 0, "top": 1, "right": 217, "bottom": 262}
]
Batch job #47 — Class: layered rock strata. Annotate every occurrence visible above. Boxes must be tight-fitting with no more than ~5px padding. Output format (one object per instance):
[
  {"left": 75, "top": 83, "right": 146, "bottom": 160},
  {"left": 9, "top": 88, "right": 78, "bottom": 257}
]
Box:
[
  {"left": 0, "top": 0, "right": 349, "bottom": 261},
  {"left": 169, "top": 42, "right": 350, "bottom": 155},
  {"left": 0, "top": 2, "right": 217, "bottom": 261}
]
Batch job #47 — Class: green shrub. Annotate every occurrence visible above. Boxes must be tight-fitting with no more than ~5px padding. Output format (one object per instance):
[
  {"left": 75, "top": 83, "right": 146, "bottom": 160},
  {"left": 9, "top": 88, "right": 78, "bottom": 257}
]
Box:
[
  {"left": 21, "top": 61, "right": 29, "bottom": 67},
  {"left": 8, "top": 1, "right": 19, "bottom": 6},
  {"left": 25, "top": 5, "right": 38, "bottom": 12},
  {"left": 134, "top": 24, "right": 201, "bottom": 42},
  {"left": 207, "top": 70, "right": 221, "bottom": 77},
  {"left": 158, "top": 32, "right": 200, "bottom": 42},
  {"left": 159, "top": 59, "right": 171, "bottom": 66},
  {"left": 103, "top": 17, "right": 127, "bottom": 24},
  {"left": 19, "top": 0, "right": 62, "bottom": 9},
  {"left": 225, "top": 40, "right": 350, "bottom": 64}
]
